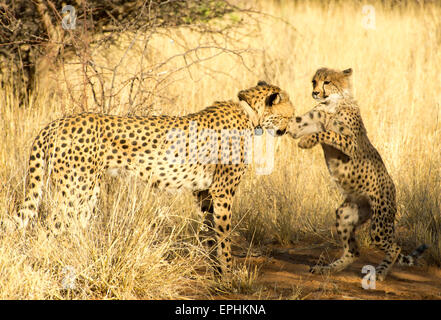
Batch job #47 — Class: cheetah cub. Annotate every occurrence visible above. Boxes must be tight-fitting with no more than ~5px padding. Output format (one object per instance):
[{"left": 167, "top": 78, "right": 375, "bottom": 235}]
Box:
[
  {"left": 288, "top": 68, "right": 427, "bottom": 281},
  {"left": 290, "top": 68, "right": 355, "bottom": 148},
  {"left": 309, "top": 67, "right": 354, "bottom": 134}
]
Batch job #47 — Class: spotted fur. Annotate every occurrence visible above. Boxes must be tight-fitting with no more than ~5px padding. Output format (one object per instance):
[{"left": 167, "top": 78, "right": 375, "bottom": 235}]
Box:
[
  {"left": 17, "top": 81, "right": 295, "bottom": 276},
  {"left": 288, "top": 84, "right": 427, "bottom": 281},
  {"left": 289, "top": 102, "right": 352, "bottom": 140}
]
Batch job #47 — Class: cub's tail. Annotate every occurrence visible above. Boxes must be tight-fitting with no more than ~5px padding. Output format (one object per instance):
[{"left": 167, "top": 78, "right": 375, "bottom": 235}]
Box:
[{"left": 397, "top": 244, "right": 429, "bottom": 266}]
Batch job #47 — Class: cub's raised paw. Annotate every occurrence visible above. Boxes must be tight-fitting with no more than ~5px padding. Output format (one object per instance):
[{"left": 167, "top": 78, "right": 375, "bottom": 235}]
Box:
[{"left": 298, "top": 135, "right": 318, "bottom": 149}]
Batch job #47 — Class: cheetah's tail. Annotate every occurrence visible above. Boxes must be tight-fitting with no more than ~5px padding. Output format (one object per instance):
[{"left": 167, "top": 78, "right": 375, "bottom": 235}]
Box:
[
  {"left": 397, "top": 244, "right": 429, "bottom": 266},
  {"left": 15, "top": 135, "right": 48, "bottom": 229}
]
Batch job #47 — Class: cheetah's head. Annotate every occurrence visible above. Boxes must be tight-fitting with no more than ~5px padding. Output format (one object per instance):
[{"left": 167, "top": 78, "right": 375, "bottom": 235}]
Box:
[
  {"left": 237, "top": 81, "right": 294, "bottom": 136},
  {"left": 311, "top": 67, "right": 353, "bottom": 102}
]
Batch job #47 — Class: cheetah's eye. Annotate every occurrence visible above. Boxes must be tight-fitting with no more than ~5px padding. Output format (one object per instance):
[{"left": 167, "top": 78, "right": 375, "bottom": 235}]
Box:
[
  {"left": 324, "top": 81, "right": 331, "bottom": 85},
  {"left": 312, "top": 80, "right": 316, "bottom": 85}
]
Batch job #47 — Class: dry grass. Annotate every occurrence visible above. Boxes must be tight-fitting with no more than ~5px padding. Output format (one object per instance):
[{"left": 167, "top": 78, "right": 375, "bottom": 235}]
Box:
[{"left": 0, "top": 0, "right": 440, "bottom": 299}]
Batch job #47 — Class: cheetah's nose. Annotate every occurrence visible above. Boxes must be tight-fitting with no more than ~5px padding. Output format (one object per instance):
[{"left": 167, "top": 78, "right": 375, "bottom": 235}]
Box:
[
  {"left": 295, "top": 117, "right": 302, "bottom": 123},
  {"left": 312, "top": 91, "right": 319, "bottom": 98}
]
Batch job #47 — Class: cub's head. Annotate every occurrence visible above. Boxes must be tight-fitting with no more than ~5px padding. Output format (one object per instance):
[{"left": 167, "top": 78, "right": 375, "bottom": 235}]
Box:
[
  {"left": 238, "top": 81, "right": 294, "bottom": 136},
  {"left": 311, "top": 67, "right": 353, "bottom": 102}
]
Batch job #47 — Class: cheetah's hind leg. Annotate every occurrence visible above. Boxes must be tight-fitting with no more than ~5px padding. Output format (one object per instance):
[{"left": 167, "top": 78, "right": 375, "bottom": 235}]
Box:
[{"left": 310, "top": 202, "right": 361, "bottom": 275}]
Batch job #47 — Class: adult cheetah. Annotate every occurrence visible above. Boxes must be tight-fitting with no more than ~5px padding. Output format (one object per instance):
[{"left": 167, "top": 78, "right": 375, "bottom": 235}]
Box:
[
  {"left": 287, "top": 68, "right": 427, "bottom": 280},
  {"left": 17, "top": 81, "right": 295, "bottom": 276}
]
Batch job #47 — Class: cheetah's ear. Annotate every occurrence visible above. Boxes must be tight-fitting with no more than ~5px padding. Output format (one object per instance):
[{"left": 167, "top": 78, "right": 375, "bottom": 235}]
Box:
[
  {"left": 343, "top": 68, "right": 353, "bottom": 76},
  {"left": 257, "top": 80, "right": 269, "bottom": 86},
  {"left": 265, "top": 92, "right": 281, "bottom": 106}
]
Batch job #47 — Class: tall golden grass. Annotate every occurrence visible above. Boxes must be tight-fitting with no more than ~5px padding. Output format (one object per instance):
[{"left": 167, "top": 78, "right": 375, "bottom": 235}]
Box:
[{"left": 0, "top": 0, "right": 440, "bottom": 299}]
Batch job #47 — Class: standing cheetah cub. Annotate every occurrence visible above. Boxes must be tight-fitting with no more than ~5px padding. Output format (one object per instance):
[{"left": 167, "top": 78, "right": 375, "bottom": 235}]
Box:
[{"left": 288, "top": 68, "right": 427, "bottom": 281}]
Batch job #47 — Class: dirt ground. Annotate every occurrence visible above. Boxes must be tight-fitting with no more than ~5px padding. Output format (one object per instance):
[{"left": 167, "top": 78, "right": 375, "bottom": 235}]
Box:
[{"left": 225, "top": 242, "right": 441, "bottom": 300}]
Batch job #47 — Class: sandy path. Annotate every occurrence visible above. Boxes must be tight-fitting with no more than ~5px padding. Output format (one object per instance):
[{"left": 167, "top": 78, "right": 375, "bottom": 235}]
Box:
[{"left": 228, "top": 243, "right": 441, "bottom": 300}]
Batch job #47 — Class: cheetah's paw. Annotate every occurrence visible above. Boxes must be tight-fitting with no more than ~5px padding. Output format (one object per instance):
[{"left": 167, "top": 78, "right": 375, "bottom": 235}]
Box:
[{"left": 298, "top": 135, "right": 318, "bottom": 149}]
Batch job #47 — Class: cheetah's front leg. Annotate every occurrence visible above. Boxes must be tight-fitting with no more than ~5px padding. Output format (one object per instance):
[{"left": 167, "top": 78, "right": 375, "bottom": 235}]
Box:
[
  {"left": 298, "top": 134, "right": 319, "bottom": 149},
  {"left": 197, "top": 191, "right": 233, "bottom": 278},
  {"left": 299, "top": 131, "right": 357, "bottom": 158},
  {"left": 208, "top": 192, "right": 233, "bottom": 278}
]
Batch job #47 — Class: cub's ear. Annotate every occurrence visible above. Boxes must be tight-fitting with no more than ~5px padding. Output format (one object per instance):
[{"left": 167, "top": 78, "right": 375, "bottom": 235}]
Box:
[
  {"left": 265, "top": 92, "right": 281, "bottom": 106},
  {"left": 257, "top": 80, "right": 269, "bottom": 86},
  {"left": 343, "top": 68, "right": 353, "bottom": 76}
]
